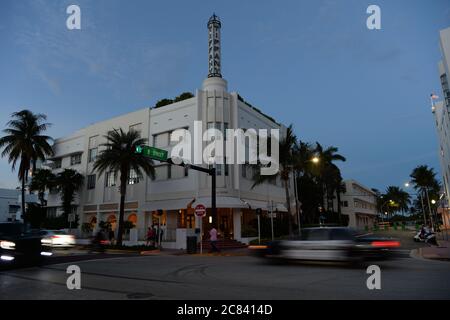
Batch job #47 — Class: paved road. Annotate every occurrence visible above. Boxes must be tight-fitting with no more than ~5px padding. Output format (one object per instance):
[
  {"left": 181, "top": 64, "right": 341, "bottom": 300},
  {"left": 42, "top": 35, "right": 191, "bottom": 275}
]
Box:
[{"left": 1, "top": 251, "right": 449, "bottom": 300}]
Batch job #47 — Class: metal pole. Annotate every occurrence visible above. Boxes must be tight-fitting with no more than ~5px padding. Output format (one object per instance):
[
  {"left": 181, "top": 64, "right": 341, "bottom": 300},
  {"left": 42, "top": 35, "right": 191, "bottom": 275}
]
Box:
[
  {"left": 270, "top": 200, "right": 274, "bottom": 241},
  {"left": 211, "top": 167, "right": 216, "bottom": 228},
  {"left": 257, "top": 214, "right": 261, "bottom": 244},
  {"left": 293, "top": 171, "right": 301, "bottom": 236},
  {"left": 200, "top": 218, "right": 203, "bottom": 255},
  {"left": 158, "top": 215, "right": 161, "bottom": 248}
]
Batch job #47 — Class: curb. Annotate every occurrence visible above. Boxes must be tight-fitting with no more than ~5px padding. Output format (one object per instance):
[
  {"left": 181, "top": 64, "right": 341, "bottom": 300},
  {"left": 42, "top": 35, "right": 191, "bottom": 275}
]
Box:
[
  {"left": 410, "top": 248, "right": 427, "bottom": 261},
  {"left": 410, "top": 248, "right": 450, "bottom": 262},
  {"left": 140, "top": 250, "right": 161, "bottom": 255}
]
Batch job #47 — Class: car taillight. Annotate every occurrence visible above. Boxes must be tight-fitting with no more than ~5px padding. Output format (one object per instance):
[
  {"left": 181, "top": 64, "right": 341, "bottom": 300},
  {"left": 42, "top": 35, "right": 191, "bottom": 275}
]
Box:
[
  {"left": 248, "top": 245, "right": 268, "bottom": 250},
  {"left": 100, "top": 240, "right": 108, "bottom": 245},
  {"left": 371, "top": 241, "right": 400, "bottom": 248}
]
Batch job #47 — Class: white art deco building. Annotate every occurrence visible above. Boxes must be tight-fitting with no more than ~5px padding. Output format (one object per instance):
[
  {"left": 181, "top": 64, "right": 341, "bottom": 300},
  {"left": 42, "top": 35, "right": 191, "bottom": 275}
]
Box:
[
  {"left": 45, "top": 15, "right": 293, "bottom": 248},
  {"left": 432, "top": 26, "right": 450, "bottom": 228}
]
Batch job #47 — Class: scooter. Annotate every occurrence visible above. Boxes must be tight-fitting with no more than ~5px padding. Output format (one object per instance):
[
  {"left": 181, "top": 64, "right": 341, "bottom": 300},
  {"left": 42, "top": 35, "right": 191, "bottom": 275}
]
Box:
[{"left": 414, "top": 230, "right": 438, "bottom": 245}]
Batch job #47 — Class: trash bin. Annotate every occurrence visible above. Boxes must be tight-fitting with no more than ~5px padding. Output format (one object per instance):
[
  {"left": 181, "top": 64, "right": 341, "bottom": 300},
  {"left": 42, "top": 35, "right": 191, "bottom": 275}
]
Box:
[{"left": 186, "top": 236, "right": 197, "bottom": 254}]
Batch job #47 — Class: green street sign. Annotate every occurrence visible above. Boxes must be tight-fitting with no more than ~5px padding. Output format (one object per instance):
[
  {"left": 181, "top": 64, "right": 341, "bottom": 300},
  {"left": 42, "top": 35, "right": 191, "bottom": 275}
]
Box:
[{"left": 135, "top": 145, "right": 168, "bottom": 162}]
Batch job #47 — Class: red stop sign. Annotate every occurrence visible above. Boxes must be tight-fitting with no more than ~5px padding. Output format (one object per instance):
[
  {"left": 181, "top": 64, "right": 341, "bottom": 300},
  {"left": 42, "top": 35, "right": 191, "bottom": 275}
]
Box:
[{"left": 195, "top": 204, "right": 206, "bottom": 217}]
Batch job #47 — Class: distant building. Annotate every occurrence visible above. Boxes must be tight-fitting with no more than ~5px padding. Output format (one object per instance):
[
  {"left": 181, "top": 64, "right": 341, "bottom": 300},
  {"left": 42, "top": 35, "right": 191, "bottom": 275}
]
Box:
[
  {"left": 0, "top": 188, "right": 20, "bottom": 222},
  {"left": 44, "top": 15, "right": 294, "bottom": 248},
  {"left": 339, "top": 180, "right": 378, "bottom": 230},
  {"left": 433, "top": 26, "right": 450, "bottom": 228}
]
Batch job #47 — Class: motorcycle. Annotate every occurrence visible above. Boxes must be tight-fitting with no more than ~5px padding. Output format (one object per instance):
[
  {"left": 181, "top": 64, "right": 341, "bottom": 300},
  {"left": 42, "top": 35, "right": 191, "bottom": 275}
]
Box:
[
  {"left": 88, "top": 231, "right": 108, "bottom": 253},
  {"left": 414, "top": 230, "right": 438, "bottom": 246}
]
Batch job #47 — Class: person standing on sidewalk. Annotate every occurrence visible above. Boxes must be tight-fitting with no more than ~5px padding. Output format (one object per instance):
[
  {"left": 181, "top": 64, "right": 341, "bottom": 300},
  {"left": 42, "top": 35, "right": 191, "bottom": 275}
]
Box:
[{"left": 209, "top": 226, "right": 220, "bottom": 253}]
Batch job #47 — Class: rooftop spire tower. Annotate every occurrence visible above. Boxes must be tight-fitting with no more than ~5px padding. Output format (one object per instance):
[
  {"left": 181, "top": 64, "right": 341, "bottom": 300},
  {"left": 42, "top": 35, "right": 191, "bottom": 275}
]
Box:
[{"left": 207, "top": 14, "right": 222, "bottom": 78}]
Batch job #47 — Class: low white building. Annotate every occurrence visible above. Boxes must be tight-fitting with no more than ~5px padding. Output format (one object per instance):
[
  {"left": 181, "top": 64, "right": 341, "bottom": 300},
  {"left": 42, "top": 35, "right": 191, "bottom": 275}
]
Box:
[
  {"left": 0, "top": 188, "right": 20, "bottom": 222},
  {"left": 339, "top": 180, "right": 378, "bottom": 230},
  {"left": 0, "top": 189, "right": 39, "bottom": 222},
  {"left": 45, "top": 15, "right": 294, "bottom": 248}
]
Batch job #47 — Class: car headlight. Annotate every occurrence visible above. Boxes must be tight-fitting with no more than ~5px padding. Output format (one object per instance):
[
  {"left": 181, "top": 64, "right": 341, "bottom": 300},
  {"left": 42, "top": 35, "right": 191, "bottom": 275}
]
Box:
[
  {"left": 0, "top": 240, "right": 16, "bottom": 250},
  {"left": 41, "top": 238, "right": 52, "bottom": 245}
]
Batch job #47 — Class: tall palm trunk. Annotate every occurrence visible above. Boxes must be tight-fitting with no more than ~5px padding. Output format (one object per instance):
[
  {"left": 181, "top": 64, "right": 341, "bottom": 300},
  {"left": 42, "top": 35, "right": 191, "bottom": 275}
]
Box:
[
  {"left": 21, "top": 176, "right": 26, "bottom": 223},
  {"left": 419, "top": 192, "right": 427, "bottom": 225},
  {"left": 425, "top": 188, "right": 435, "bottom": 229},
  {"left": 283, "top": 179, "right": 293, "bottom": 236},
  {"left": 116, "top": 167, "right": 128, "bottom": 246},
  {"left": 336, "top": 189, "right": 342, "bottom": 225}
]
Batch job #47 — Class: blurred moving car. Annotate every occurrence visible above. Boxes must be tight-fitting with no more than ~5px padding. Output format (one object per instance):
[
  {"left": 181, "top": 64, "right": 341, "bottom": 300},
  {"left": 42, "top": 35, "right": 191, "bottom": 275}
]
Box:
[
  {"left": 0, "top": 222, "right": 52, "bottom": 267},
  {"left": 39, "top": 230, "right": 76, "bottom": 248},
  {"left": 250, "top": 227, "right": 401, "bottom": 263}
]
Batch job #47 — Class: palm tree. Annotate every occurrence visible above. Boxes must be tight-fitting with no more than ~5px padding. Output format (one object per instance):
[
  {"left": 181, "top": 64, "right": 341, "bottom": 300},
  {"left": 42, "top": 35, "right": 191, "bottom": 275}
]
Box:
[
  {"left": 384, "top": 186, "right": 411, "bottom": 217},
  {"left": 410, "top": 165, "right": 440, "bottom": 228},
  {"left": 29, "top": 169, "right": 56, "bottom": 207},
  {"left": 292, "top": 141, "right": 317, "bottom": 226},
  {"left": 252, "top": 125, "right": 297, "bottom": 235},
  {"left": 0, "top": 110, "right": 53, "bottom": 221},
  {"left": 93, "top": 129, "right": 155, "bottom": 245},
  {"left": 54, "top": 169, "right": 84, "bottom": 225},
  {"left": 314, "top": 143, "right": 346, "bottom": 216}
]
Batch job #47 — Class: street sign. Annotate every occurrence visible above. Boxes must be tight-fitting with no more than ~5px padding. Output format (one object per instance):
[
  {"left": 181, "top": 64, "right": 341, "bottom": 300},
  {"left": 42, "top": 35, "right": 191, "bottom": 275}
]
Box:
[
  {"left": 135, "top": 145, "right": 168, "bottom": 162},
  {"left": 68, "top": 213, "right": 76, "bottom": 222},
  {"left": 195, "top": 204, "right": 206, "bottom": 217}
]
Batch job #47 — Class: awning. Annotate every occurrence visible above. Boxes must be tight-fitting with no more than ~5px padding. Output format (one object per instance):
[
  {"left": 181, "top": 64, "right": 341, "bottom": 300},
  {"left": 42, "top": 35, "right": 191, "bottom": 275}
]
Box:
[
  {"left": 143, "top": 197, "right": 248, "bottom": 211},
  {"left": 142, "top": 197, "right": 289, "bottom": 212}
]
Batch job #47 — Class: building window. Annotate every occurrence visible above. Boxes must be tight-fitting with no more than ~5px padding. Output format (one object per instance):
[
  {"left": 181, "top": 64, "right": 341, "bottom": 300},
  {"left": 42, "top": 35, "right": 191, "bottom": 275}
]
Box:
[
  {"left": 216, "top": 164, "right": 222, "bottom": 176},
  {"left": 128, "top": 169, "right": 139, "bottom": 185},
  {"left": 49, "top": 186, "right": 58, "bottom": 194},
  {"left": 87, "top": 174, "right": 96, "bottom": 190},
  {"left": 70, "top": 154, "right": 82, "bottom": 166},
  {"left": 223, "top": 122, "right": 229, "bottom": 140},
  {"left": 46, "top": 207, "right": 57, "bottom": 218},
  {"left": 241, "top": 164, "right": 247, "bottom": 178},
  {"left": 88, "top": 148, "right": 98, "bottom": 163},
  {"left": 153, "top": 132, "right": 169, "bottom": 147},
  {"left": 53, "top": 158, "right": 62, "bottom": 169},
  {"left": 105, "top": 172, "right": 116, "bottom": 187}
]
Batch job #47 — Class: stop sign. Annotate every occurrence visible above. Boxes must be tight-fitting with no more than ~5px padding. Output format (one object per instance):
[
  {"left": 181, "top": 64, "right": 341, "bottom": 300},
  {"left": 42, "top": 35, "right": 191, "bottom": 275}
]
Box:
[{"left": 195, "top": 204, "right": 206, "bottom": 217}]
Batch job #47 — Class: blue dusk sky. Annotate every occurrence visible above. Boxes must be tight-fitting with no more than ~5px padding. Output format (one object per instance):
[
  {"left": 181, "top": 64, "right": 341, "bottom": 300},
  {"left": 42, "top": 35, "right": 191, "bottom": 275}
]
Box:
[{"left": 0, "top": 0, "right": 449, "bottom": 192}]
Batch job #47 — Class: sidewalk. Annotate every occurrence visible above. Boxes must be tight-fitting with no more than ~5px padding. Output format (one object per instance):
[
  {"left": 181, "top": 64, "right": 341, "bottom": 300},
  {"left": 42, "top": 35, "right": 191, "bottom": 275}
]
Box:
[{"left": 417, "top": 240, "right": 450, "bottom": 261}]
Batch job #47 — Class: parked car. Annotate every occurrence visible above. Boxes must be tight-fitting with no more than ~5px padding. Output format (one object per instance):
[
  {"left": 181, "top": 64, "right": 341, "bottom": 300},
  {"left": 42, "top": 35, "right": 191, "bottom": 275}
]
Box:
[
  {"left": 250, "top": 227, "right": 401, "bottom": 263},
  {"left": 38, "top": 230, "right": 76, "bottom": 248},
  {"left": 0, "top": 222, "right": 52, "bottom": 267}
]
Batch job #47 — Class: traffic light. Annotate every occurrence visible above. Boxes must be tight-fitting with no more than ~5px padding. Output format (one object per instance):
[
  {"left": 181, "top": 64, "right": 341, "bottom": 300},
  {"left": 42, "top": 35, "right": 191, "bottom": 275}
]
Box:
[
  {"left": 256, "top": 208, "right": 262, "bottom": 215},
  {"left": 135, "top": 145, "right": 142, "bottom": 154}
]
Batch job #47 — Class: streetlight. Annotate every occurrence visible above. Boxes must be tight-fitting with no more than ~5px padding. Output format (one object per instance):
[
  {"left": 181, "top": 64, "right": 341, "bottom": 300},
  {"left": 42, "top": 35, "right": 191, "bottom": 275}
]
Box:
[
  {"left": 311, "top": 156, "right": 319, "bottom": 164},
  {"left": 431, "top": 199, "right": 436, "bottom": 205}
]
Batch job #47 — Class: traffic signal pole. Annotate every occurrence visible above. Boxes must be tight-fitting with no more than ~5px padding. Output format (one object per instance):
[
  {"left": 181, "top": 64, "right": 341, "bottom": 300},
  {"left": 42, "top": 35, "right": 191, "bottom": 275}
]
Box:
[
  {"left": 165, "top": 159, "right": 217, "bottom": 228},
  {"left": 135, "top": 145, "right": 217, "bottom": 230}
]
